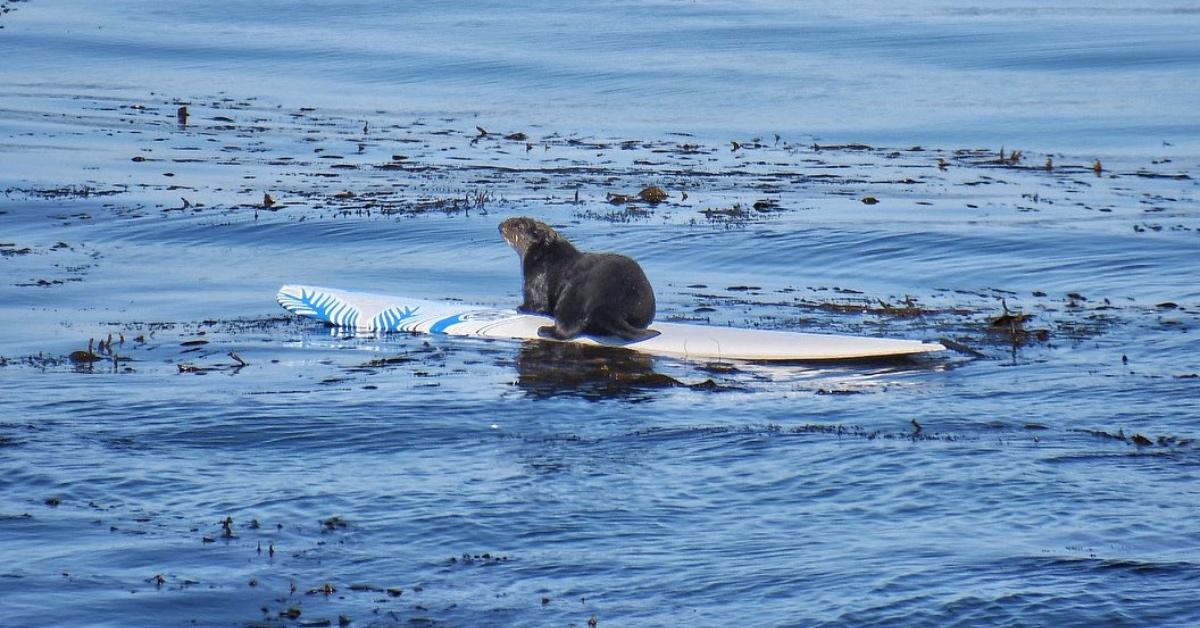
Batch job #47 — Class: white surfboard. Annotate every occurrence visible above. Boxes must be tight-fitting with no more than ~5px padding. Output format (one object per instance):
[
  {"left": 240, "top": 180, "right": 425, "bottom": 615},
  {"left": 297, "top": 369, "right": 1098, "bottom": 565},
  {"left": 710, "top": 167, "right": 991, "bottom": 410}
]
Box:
[{"left": 277, "top": 284, "right": 945, "bottom": 361}]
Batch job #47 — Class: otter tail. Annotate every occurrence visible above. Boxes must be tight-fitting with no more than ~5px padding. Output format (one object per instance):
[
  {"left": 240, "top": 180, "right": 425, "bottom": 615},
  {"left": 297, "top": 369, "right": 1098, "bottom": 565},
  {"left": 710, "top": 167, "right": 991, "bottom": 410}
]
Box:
[
  {"left": 601, "top": 316, "right": 660, "bottom": 343},
  {"left": 538, "top": 316, "right": 659, "bottom": 343}
]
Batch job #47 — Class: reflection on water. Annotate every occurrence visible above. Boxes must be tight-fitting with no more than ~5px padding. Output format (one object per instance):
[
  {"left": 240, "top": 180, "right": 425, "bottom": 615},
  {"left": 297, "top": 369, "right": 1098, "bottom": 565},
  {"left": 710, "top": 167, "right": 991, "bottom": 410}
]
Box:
[{"left": 515, "top": 341, "right": 684, "bottom": 401}]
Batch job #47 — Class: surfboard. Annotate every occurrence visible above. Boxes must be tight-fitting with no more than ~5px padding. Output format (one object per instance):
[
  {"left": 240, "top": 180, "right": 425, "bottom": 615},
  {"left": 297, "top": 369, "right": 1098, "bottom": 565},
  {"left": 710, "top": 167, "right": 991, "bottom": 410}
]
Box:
[{"left": 277, "top": 284, "right": 945, "bottom": 361}]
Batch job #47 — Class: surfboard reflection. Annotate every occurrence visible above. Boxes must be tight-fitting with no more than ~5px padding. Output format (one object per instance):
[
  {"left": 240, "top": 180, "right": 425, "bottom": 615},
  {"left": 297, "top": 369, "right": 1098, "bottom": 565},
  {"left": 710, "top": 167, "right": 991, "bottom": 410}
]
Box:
[{"left": 515, "top": 341, "right": 684, "bottom": 401}]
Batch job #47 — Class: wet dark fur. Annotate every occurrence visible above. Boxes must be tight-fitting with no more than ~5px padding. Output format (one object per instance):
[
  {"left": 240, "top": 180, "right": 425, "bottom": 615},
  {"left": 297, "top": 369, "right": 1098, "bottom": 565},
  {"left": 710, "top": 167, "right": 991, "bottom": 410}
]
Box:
[{"left": 499, "top": 217, "right": 657, "bottom": 341}]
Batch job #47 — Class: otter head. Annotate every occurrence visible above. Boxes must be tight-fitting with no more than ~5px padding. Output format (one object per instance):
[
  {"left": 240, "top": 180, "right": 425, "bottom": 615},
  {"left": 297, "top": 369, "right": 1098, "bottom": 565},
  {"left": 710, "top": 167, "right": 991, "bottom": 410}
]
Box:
[{"left": 499, "top": 217, "right": 566, "bottom": 258}]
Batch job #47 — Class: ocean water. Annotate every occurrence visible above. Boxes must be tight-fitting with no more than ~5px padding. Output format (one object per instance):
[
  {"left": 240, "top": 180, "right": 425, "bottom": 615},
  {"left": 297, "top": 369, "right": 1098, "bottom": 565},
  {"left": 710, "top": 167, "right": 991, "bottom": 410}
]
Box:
[{"left": 2, "top": 1, "right": 1199, "bottom": 626}]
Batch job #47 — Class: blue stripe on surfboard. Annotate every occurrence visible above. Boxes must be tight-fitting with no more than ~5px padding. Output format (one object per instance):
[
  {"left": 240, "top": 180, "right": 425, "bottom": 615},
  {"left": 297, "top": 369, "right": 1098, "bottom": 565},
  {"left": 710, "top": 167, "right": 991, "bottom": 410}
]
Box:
[{"left": 429, "top": 314, "right": 464, "bottom": 334}]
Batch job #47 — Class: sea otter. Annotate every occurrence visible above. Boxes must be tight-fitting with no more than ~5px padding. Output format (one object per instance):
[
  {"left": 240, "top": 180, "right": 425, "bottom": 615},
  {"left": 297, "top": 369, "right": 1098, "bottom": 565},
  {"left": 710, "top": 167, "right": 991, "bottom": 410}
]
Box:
[{"left": 499, "top": 217, "right": 657, "bottom": 341}]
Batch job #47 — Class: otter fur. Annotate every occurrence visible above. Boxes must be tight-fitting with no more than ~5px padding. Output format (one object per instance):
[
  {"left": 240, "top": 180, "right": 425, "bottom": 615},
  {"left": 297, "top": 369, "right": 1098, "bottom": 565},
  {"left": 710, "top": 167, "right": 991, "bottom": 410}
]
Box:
[{"left": 499, "top": 217, "right": 657, "bottom": 341}]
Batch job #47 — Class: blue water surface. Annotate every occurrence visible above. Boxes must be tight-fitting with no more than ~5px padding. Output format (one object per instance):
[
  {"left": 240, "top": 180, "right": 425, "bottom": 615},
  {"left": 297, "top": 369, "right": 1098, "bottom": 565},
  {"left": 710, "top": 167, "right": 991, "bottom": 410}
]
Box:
[{"left": 1, "top": 1, "right": 1199, "bottom": 626}]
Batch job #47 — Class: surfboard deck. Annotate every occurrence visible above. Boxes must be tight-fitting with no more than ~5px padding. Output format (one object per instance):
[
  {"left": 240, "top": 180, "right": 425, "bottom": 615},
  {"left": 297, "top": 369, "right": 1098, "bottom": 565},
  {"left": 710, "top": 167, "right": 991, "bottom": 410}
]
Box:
[{"left": 277, "top": 284, "right": 945, "bottom": 361}]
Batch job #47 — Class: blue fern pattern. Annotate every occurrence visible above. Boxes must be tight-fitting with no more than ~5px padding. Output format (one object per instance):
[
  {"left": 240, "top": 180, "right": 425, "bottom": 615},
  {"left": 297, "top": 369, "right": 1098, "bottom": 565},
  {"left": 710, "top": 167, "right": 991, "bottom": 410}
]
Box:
[
  {"left": 371, "top": 306, "right": 421, "bottom": 332},
  {"left": 278, "top": 288, "right": 360, "bottom": 328}
]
